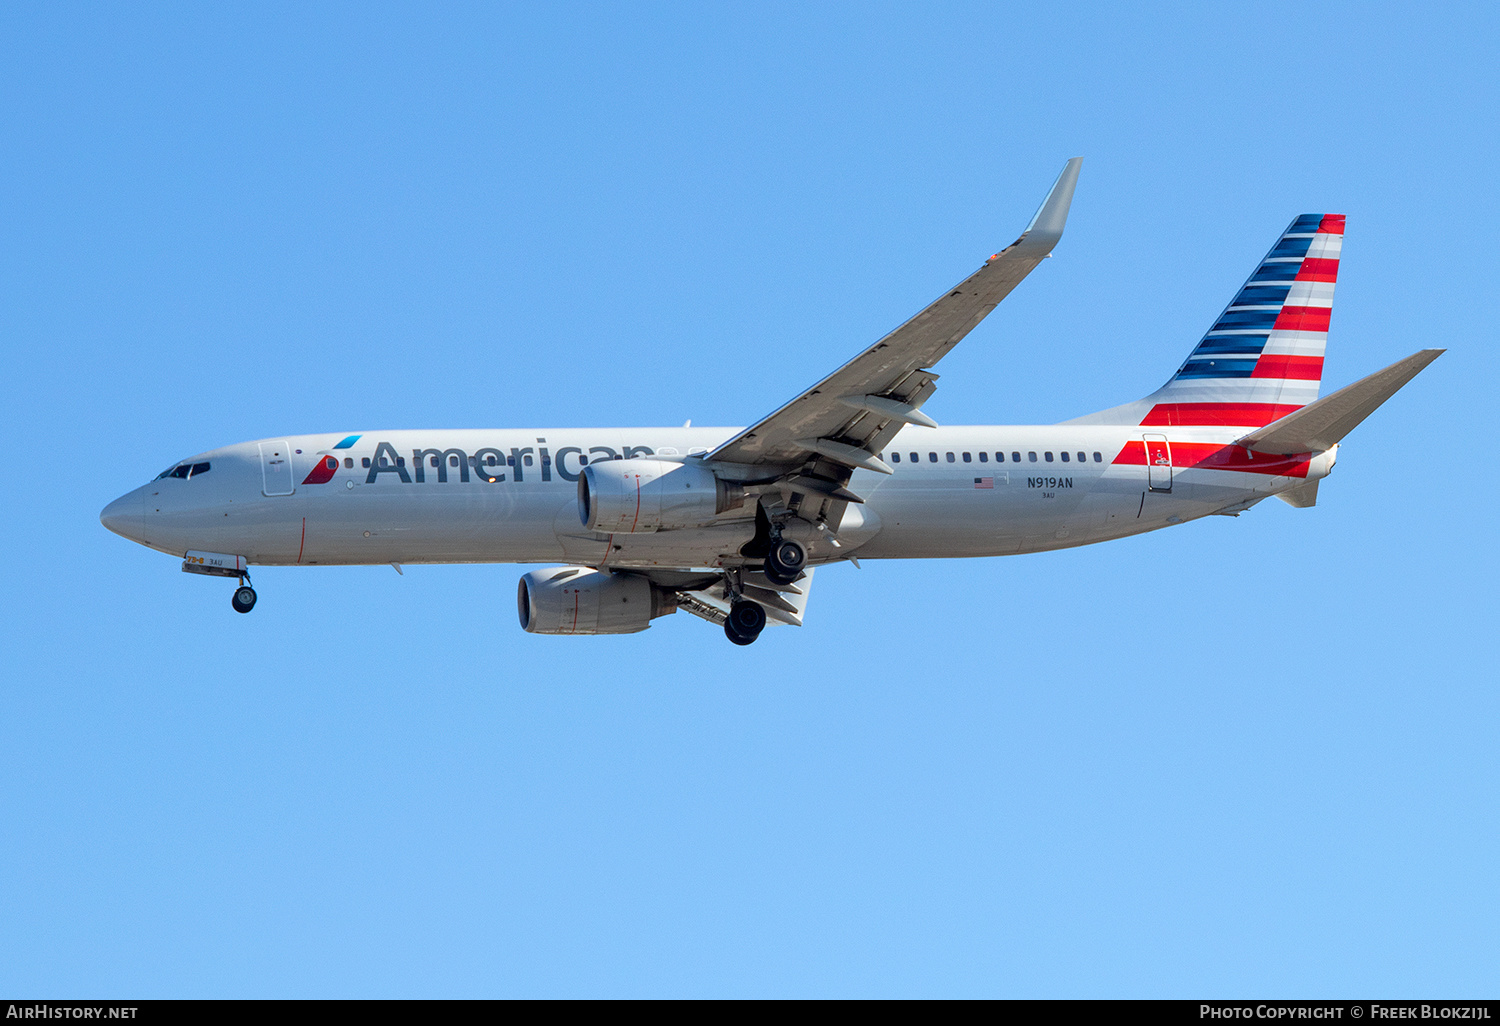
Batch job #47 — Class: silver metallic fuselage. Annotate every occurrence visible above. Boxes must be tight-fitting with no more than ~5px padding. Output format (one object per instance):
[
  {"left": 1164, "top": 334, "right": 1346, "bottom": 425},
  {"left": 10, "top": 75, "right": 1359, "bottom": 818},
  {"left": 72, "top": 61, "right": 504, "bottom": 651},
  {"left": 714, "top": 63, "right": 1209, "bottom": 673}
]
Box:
[{"left": 100, "top": 426, "right": 1331, "bottom": 569}]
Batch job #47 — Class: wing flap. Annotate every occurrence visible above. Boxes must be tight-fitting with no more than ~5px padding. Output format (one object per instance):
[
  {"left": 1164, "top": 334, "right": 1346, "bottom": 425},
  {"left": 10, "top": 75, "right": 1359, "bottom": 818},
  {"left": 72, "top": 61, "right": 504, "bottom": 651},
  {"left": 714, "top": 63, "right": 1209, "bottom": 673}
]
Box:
[{"left": 674, "top": 568, "right": 816, "bottom": 628}]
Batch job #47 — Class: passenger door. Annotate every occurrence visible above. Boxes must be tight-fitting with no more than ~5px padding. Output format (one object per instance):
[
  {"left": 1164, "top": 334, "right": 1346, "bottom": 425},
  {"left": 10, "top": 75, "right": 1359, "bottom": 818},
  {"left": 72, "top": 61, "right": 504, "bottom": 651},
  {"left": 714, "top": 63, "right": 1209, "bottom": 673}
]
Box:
[
  {"left": 1143, "top": 434, "right": 1172, "bottom": 493},
  {"left": 258, "top": 441, "right": 296, "bottom": 496}
]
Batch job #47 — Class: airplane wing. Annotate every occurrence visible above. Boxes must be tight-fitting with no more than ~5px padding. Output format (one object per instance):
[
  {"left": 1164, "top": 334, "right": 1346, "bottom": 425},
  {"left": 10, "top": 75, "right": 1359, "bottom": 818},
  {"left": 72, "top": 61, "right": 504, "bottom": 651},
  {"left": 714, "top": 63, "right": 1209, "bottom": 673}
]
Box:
[{"left": 705, "top": 158, "right": 1082, "bottom": 473}]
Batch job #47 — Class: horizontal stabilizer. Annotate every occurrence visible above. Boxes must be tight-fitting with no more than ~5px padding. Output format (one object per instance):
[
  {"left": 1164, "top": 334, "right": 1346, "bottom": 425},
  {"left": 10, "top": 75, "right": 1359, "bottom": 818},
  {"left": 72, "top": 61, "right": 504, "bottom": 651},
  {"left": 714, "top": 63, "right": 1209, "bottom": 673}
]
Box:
[
  {"left": 1236, "top": 349, "right": 1444, "bottom": 455},
  {"left": 1276, "top": 480, "right": 1320, "bottom": 508}
]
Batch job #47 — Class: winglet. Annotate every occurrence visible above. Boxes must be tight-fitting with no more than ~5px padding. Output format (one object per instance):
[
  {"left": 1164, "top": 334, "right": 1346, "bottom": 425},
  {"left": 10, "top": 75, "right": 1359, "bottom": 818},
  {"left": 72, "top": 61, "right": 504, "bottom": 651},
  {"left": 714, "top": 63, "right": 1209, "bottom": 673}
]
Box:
[
  {"left": 1014, "top": 157, "right": 1082, "bottom": 254},
  {"left": 1236, "top": 349, "right": 1444, "bottom": 455}
]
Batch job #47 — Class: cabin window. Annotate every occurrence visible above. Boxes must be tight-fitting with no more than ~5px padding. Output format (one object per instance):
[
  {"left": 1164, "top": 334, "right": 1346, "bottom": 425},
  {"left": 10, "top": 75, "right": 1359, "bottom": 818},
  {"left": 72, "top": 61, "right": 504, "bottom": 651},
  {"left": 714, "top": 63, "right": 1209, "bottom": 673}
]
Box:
[
  {"left": 1028, "top": 452, "right": 1037, "bottom": 462},
  {"left": 397, "top": 457, "right": 405, "bottom": 467},
  {"left": 344, "top": 458, "right": 353, "bottom": 469},
  {"left": 1060, "top": 451, "right": 1070, "bottom": 462},
  {"left": 1012, "top": 452, "right": 1022, "bottom": 463},
  {"left": 891, "top": 452, "right": 901, "bottom": 463},
  {"left": 362, "top": 458, "right": 371, "bottom": 468},
  {"left": 430, "top": 456, "right": 441, "bottom": 468},
  {"left": 1045, "top": 452, "right": 1054, "bottom": 462},
  {"left": 928, "top": 452, "right": 937, "bottom": 463},
  {"left": 909, "top": 452, "right": 918, "bottom": 462},
  {"left": 1077, "top": 451, "right": 1086, "bottom": 463},
  {"left": 379, "top": 457, "right": 389, "bottom": 468},
  {"left": 449, "top": 455, "right": 460, "bottom": 467},
  {"left": 523, "top": 454, "right": 533, "bottom": 466},
  {"left": 485, "top": 455, "right": 499, "bottom": 466},
  {"left": 945, "top": 452, "right": 955, "bottom": 463},
  {"left": 1093, "top": 452, "right": 1102, "bottom": 462},
  {"left": 978, "top": 452, "right": 988, "bottom": 463},
  {"left": 962, "top": 452, "right": 971, "bottom": 462}
]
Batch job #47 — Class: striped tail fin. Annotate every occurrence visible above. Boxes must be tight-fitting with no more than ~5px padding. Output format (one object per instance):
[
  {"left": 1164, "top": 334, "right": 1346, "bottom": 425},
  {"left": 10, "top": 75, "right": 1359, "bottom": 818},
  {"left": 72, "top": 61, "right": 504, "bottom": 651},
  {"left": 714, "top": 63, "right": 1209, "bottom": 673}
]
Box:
[{"left": 1069, "top": 214, "right": 1344, "bottom": 427}]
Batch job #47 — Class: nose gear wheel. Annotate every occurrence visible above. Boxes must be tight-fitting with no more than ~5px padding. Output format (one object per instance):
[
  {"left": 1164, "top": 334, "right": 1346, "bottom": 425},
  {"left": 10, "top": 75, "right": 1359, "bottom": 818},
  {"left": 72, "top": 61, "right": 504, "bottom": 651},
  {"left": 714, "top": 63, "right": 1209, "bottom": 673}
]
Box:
[{"left": 229, "top": 573, "right": 256, "bottom": 612}]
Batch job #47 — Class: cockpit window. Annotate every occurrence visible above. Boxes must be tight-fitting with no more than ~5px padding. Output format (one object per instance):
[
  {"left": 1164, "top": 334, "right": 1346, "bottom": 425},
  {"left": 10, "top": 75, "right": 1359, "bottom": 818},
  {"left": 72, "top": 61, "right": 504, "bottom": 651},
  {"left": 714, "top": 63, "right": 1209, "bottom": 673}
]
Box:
[{"left": 156, "top": 461, "right": 211, "bottom": 480}]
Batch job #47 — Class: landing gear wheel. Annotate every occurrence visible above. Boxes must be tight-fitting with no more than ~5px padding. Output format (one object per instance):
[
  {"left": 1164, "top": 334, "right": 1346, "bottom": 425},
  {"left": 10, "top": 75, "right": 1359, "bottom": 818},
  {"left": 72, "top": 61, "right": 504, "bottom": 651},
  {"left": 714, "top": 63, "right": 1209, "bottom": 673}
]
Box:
[
  {"left": 724, "top": 600, "right": 767, "bottom": 645},
  {"left": 763, "top": 538, "right": 807, "bottom": 585},
  {"left": 231, "top": 586, "right": 257, "bottom": 614}
]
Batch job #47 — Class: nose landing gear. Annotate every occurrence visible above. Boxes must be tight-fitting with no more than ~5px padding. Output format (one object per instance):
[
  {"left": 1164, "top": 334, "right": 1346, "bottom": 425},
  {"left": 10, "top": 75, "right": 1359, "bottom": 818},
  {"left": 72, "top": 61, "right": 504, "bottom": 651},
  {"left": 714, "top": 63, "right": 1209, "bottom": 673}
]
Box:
[
  {"left": 180, "top": 553, "right": 258, "bottom": 614},
  {"left": 231, "top": 571, "right": 258, "bottom": 614}
]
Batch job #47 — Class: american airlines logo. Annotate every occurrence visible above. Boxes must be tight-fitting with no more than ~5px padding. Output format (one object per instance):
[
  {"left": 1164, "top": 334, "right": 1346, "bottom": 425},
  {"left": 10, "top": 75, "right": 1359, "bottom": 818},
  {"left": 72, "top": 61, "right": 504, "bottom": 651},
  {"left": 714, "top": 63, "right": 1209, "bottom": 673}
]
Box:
[{"left": 345, "top": 440, "right": 657, "bottom": 486}]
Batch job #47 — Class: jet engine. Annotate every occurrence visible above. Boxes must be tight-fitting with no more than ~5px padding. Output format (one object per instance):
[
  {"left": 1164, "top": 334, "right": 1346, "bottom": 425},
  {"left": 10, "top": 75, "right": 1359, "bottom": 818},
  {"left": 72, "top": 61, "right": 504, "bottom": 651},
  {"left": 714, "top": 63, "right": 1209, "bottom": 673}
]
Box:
[
  {"left": 517, "top": 566, "right": 676, "bottom": 635},
  {"left": 578, "top": 458, "right": 745, "bottom": 533}
]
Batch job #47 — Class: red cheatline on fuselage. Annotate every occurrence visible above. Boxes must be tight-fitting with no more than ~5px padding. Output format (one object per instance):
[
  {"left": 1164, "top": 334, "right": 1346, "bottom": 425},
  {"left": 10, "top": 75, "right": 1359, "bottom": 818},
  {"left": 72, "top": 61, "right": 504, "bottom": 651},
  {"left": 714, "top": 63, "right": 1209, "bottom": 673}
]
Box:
[{"left": 1112, "top": 440, "right": 1311, "bottom": 477}]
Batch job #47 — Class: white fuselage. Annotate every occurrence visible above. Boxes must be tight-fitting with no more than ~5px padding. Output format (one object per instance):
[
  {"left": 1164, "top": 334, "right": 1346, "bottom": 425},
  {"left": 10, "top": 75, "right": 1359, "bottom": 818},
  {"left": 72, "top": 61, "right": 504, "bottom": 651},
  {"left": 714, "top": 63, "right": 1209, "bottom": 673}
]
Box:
[{"left": 100, "top": 425, "right": 1333, "bottom": 569}]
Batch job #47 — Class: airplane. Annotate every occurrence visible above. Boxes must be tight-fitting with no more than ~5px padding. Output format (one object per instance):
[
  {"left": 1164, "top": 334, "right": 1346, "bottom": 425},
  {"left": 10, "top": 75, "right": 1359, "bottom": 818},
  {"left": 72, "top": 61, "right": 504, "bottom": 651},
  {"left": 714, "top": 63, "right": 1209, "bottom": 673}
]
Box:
[{"left": 100, "top": 158, "right": 1442, "bottom": 645}]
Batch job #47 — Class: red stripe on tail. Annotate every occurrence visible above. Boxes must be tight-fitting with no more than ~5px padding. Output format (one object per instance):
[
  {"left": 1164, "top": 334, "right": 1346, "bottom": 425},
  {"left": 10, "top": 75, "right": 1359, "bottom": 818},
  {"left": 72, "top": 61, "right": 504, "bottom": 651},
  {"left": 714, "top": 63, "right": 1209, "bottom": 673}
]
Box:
[
  {"left": 1296, "top": 258, "right": 1340, "bottom": 282},
  {"left": 1252, "top": 355, "right": 1324, "bottom": 380},
  {"left": 1140, "top": 402, "right": 1303, "bottom": 427},
  {"left": 1274, "top": 306, "right": 1332, "bottom": 332}
]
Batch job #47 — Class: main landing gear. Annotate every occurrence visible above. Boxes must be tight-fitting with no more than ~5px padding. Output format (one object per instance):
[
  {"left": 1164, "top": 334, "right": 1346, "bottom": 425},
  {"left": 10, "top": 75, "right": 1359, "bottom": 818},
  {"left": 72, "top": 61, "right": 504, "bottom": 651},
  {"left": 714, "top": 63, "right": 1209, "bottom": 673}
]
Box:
[
  {"left": 231, "top": 574, "right": 257, "bottom": 614},
  {"left": 762, "top": 538, "right": 806, "bottom": 585},
  {"left": 723, "top": 509, "right": 811, "bottom": 643},
  {"left": 724, "top": 599, "right": 767, "bottom": 646},
  {"left": 738, "top": 506, "right": 808, "bottom": 586}
]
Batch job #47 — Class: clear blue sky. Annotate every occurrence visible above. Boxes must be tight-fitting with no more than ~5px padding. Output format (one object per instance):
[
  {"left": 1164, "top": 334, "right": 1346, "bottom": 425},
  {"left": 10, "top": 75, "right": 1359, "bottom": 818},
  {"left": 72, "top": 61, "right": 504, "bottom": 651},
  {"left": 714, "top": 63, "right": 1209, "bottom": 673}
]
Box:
[{"left": 2, "top": 2, "right": 1496, "bottom": 997}]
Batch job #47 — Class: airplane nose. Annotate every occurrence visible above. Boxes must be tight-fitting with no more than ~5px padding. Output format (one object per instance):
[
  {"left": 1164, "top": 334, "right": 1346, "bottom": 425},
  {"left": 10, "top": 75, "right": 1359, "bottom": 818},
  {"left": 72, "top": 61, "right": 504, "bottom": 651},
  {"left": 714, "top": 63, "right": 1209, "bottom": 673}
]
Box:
[{"left": 100, "top": 490, "right": 146, "bottom": 543}]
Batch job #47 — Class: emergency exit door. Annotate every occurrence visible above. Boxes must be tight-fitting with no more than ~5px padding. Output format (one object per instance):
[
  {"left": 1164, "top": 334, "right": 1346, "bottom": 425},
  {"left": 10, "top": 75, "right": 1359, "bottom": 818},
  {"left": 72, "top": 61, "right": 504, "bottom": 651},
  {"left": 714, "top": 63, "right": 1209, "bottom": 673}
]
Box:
[
  {"left": 1143, "top": 434, "right": 1172, "bottom": 493},
  {"left": 259, "top": 441, "right": 295, "bottom": 496}
]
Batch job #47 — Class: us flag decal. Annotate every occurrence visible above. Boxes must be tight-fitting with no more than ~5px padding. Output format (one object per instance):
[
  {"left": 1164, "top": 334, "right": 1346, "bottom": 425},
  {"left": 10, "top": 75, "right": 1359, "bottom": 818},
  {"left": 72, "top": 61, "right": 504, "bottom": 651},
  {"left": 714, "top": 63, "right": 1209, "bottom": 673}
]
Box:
[{"left": 974, "top": 477, "right": 993, "bottom": 489}]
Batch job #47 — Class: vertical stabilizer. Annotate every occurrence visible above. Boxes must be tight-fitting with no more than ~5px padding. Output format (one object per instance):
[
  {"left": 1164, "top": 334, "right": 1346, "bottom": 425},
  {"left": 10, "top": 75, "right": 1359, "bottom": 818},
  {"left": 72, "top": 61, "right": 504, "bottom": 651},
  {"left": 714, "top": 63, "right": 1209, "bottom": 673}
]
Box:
[{"left": 1069, "top": 214, "right": 1345, "bottom": 427}]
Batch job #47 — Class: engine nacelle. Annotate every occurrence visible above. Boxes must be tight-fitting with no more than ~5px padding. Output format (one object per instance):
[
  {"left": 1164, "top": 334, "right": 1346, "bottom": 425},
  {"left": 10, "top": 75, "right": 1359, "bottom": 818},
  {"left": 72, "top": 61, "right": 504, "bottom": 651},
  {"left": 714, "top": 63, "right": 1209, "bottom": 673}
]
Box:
[
  {"left": 517, "top": 567, "right": 676, "bottom": 635},
  {"left": 578, "top": 458, "right": 744, "bottom": 533}
]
